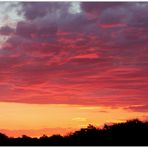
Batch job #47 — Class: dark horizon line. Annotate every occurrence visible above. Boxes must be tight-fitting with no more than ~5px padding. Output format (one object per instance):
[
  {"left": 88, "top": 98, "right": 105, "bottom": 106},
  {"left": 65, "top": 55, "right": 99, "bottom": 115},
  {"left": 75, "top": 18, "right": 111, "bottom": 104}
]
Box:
[{"left": 0, "top": 118, "right": 148, "bottom": 146}]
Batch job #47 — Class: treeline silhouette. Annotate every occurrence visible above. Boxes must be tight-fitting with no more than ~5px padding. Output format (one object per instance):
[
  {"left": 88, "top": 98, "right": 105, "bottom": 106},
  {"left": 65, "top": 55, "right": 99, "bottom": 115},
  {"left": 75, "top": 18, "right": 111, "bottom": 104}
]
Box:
[{"left": 0, "top": 119, "right": 148, "bottom": 146}]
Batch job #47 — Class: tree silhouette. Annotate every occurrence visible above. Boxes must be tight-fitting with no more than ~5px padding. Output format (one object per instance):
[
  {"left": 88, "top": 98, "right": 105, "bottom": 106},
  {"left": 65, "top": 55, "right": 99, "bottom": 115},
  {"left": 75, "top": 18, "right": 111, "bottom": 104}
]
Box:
[
  {"left": 0, "top": 119, "right": 148, "bottom": 146},
  {"left": 0, "top": 133, "right": 9, "bottom": 145}
]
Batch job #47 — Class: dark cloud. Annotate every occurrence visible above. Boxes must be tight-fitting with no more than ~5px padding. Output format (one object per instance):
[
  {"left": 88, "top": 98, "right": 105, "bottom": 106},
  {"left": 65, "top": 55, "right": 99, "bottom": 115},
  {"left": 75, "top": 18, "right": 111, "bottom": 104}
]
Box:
[
  {"left": 0, "top": 26, "right": 15, "bottom": 35},
  {"left": 20, "top": 2, "right": 71, "bottom": 20},
  {"left": 81, "top": 2, "right": 127, "bottom": 15},
  {"left": 16, "top": 20, "right": 57, "bottom": 40}
]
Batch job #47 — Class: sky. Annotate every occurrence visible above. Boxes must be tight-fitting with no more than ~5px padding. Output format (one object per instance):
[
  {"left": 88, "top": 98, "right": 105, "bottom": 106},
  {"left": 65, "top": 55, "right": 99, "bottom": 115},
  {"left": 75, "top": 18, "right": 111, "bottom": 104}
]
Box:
[{"left": 0, "top": 1, "right": 148, "bottom": 137}]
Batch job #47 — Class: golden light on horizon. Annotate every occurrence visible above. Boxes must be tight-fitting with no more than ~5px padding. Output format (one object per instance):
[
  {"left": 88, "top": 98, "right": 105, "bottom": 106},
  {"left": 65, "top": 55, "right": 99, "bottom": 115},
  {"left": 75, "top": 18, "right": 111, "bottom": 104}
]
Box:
[{"left": 0, "top": 102, "right": 147, "bottom": 137}]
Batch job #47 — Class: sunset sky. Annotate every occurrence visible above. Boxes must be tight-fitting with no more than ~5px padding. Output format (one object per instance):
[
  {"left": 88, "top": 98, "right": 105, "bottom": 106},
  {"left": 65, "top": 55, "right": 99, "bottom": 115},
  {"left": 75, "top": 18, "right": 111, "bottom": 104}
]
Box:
[{"left": 0, "top": 1, "right": 148, "bottom": 137}]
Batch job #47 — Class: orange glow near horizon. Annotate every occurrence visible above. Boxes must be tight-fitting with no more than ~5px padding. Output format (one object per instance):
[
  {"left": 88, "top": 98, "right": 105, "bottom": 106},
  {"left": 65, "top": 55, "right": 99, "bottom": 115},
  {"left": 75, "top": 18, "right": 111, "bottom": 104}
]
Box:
[{"left": 0, "top": 102, "right": 147, "bottom": 137}]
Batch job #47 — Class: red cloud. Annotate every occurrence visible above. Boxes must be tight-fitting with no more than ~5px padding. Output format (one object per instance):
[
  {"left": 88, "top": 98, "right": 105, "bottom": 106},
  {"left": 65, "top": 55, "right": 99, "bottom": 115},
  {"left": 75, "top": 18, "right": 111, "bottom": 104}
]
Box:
[{"left": 0, "top": 2, "right": 148, "bottom": 112}]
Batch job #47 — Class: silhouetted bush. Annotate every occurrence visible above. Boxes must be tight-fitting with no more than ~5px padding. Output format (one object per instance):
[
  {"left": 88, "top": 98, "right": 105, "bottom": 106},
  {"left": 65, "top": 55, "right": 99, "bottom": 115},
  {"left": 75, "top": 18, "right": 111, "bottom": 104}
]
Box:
[
  {"left": 0, "top": 133, "right": 9, "bottom": 145},
  {"left": 0, "top": 119, "right": 148, "bottom": 146}
]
